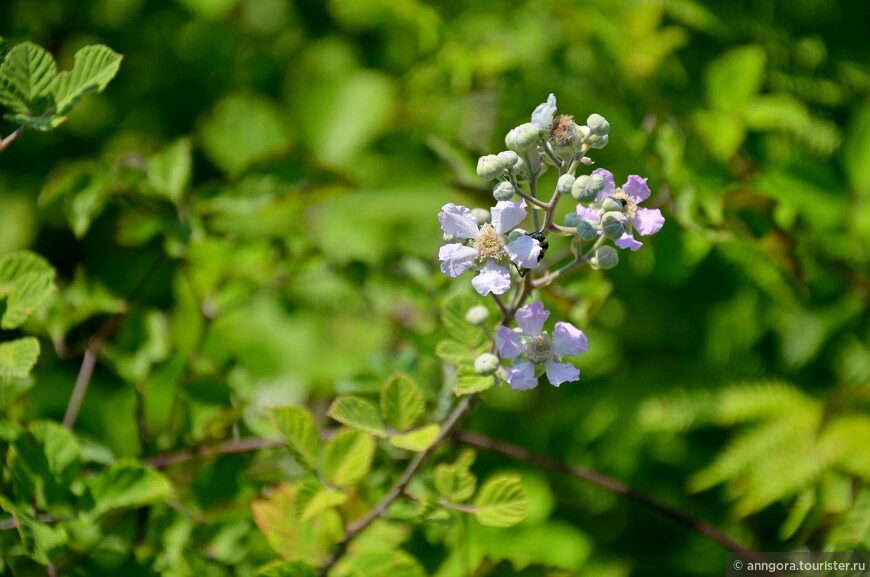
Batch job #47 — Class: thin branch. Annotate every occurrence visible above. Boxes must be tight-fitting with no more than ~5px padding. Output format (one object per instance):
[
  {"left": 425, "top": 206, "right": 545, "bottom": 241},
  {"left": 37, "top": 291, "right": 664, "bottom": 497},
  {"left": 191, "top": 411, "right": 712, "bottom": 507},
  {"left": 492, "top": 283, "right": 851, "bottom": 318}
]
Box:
[
  {"left": 145, "top": 437, "right": 285, "bottom": 469},
  {"left": 318, "top": 395, "right": 476, "bottom": 576},
  {"left": 62, "top": 256, "right": 165, "bottom": 429},
  {"left": 0, "top": 126, "right": 26, "bottom": 153},
  {"left": 456, "top": 430, "right": 758, "bottom": 558}
]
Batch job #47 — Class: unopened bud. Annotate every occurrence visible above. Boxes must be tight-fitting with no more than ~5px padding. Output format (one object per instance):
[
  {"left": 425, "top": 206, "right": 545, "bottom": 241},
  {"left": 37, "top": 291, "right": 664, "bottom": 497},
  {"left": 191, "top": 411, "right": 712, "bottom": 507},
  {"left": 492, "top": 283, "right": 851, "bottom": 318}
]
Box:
[
  {"left": 586, "top": 133, "right": 609, "bottom": 149},
  {"left": 594, "top": 246, "right": 619, "bottom": 270},
  {"left": 587, "top": 113, "right": 610, "bottom": 136},
  {"left": 471, "top": 208, "right": 491, "bottom": 225},
  {"left": 601, "top": 211, "right": 626, "bottom": 239},
  {"left": 465, "top": 305, "right": 490, "bottom": 325},
  {"left": 556, "top": 174, "right": 575, "bottom": 195},
  {"left": 576, "top": 219, "right": 598, "bottom": 241},
  {"left": 572, "top": 174, "right": 604, "bottom": 202},
  {"left": 505, "top": 123, "right": 541, "bottom": 152},
  {"left": 477, "top": 155, "right": 504, "bottom": 181},
  {"left": 563, "top": 212, "right": 581, "bottom": 228},
  {"left": 600, "top": 196, "right": 623, "bottom": 212},
  {"left": 474, "top": 353, "right": 500, "bottom": 375},
  {"left": 497, "top": 150, "right": 519, "bottom": 169},
  {"left": 493, "top": 181, "right": 515, "bottom": 201}
]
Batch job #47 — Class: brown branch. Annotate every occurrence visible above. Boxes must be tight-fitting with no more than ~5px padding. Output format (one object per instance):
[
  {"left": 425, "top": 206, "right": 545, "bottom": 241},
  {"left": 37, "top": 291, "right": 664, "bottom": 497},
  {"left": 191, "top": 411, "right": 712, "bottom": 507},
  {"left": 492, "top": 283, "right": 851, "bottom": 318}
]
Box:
[
  {"left": 62, "top": 256, "right": 165, "bottom": 429},
  {"left": 0, "top": 126, "right": 26, "bottom": 154},
  {"left": 456, "top": 430, "right": 760, "bottom": 558},
  {"left": 145, "top": 437, "right": 285, "bottom": 469},
  {"left": 318, "top": 395, "right": 476, "bottom": 576}
]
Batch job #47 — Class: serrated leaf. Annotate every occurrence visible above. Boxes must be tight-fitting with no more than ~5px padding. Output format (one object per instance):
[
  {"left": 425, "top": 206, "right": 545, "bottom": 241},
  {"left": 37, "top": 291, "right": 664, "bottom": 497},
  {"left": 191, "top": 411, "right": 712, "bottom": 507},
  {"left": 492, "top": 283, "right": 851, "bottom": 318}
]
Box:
[
  {"left": 52, "top": 45, "right": 122, "bottom": 115},
  {"left": 389, "top": 424, "right": 440, "bottom": 452},
  {"left": 380, "top": 372, "right": 425, "bottom": 431},
  {"left": 255, "top": 561, "right": 317, "bottom": 577},
  {"left": 434, "top": 449, "right": 477, "bottom": 502},
  {"left": 442, "top": 293, "right": 485, "bottom": 347},
  {"left": 0, "top": 41, "right": 57, "bottom": 116},
  {"left": 147, "top": 137, "right": 192, "bottom": 204},
  {"left": 339, "top": 551, "right": 426, "bottom": 577},
  {"left": 295, "top": 479, "right": 347, "bottom": 522},
  {"left": 455, "top": 367, "right": 495, "bottom": 396},
  {"left": 473, "top": 474, "right": 528, "bottom": 528},
  {"left": 322, "top": 428, "right": 375, "bottom": 487},
  {"left": 252, "top": 482, "right": 344, "bottom": 564},
  {"left": 3, "top": 111, "right": 65, "bottom": 131},
  {"left": 269, "top": 406, "right": 320, "bottom": 471},
  {"left": 327, "top": 396, "right": 386, "bottom": 437},
  {"left": 0, "top": 337, "right": 40, "bottom": 381},
  {"left": 0, "top": 250, "right": 56, "bottom": 329},
  {"left": 89, "top": 463, "right": 173, "bottom": 517},
  {"left": 435, "top": 339, "right": 476, "bottom": 365}
]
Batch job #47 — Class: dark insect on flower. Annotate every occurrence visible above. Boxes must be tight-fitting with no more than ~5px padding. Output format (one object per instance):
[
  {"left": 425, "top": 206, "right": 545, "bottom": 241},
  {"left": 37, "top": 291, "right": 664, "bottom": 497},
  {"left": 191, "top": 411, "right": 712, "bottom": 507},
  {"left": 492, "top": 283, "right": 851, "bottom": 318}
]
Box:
[{"left": 518, "top": 231, "right": 548, "bottom": 277}]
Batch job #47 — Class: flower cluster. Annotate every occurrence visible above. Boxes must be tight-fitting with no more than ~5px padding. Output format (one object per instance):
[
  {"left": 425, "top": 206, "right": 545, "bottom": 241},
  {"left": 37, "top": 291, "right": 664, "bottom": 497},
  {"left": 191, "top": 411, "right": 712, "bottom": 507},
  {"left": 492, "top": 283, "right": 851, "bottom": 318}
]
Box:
[
  {"left": 496, "top": 302, "right": 588, "bottom": 390},
  {"left": 438, "top": 93, "right": 664, "bottom": 391}
]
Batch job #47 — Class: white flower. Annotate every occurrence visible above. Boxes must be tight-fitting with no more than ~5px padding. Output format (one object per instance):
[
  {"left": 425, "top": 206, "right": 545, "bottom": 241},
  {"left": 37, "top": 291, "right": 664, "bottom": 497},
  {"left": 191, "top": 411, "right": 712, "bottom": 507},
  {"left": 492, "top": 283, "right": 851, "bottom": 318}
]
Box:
[{"left": 438, "top": 201, "right": 541, "bottom": 295}]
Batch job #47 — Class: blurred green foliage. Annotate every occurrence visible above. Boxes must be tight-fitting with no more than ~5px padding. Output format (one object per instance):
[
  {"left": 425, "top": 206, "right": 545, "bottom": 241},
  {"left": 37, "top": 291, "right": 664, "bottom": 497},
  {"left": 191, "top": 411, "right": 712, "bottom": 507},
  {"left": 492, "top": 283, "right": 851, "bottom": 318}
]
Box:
[{"left": 1, "top": 0, "right": 869, "bottom": 575}]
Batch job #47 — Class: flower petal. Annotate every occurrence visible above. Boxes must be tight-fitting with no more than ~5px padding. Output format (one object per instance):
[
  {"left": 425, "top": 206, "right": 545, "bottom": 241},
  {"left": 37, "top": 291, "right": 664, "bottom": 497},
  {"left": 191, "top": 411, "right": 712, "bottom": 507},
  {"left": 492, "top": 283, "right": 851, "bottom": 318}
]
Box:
[
  {"left": 505, "top": 234, "right": 541, "bottom": 270},
  {"left": 515, "top": 301, "right": 549, "bottom": 336},
  {"left": 531, "top": 93, "right": 557, "bottom": 130},
  {"left": 592, "top": 168, "right": 616, "bottom": 202},
  {"left": 631, "top": 208, "right": 665, "bottom": 236},
  {"left": 438, "top": 243, "right": 478, "bottom": 277},
  {"left": 471, "top": 261, "right": 511, "bottom": 295},
  {"left": 614, "top": 233, "right": 643, "bottom": 251},
  {"left": 576, "top": 205, "right": 600, "bottom": 223},
  {"left": 438, "top": 203, "right": 480, "bottom": 239},
  {"left": 552, "top": 322, "right": 588, "bottom": 356},
  {"left": 507, "top": 361, "right": 538, "bottom": 391},
  {"left": 623, "top": 175, "right": 650, "bottom": 203},
  {"left": 496, "top": 326, "right": 524, "bottom": 359},
  {"left": 545, "top": 361, "right": 579, "bottom": 387},
  {"left": 491, "top": 199, "right": 527, "bottom": 234}
]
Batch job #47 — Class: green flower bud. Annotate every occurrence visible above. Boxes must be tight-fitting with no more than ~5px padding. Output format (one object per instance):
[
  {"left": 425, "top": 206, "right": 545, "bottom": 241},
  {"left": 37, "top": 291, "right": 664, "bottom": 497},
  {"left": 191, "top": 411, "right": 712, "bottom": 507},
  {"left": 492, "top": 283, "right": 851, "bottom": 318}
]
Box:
[
  {"left": 587, "top": 113, "right": 610, "bottom": 136},
  {"left": 497, "top": 150, "right": 519, "bottom": 169},
  {"left": 477, "top": 154, "right": 504, "bottom": 180},
  {"left": 572, "top": 174, "right": 604, "bottom": 201},
  {"left": 512, "top": 157, "right": 529, "bottom": 180},
  {"left": 601, "top": 211, "right": 626, "bottom": 239},
  {"left": 493, "top": 181, "right": 515, "bottom": 201},
  {"left": 508, "top": 228, "right": 528, "bottom": 242},
  {"left": 556, "top": 174, "right": 576, "bottom": 195},
  {"left": 594, "top": 246, "right": 619, "bottom": 270},
  {"left": 586, "top": 133, "right": 609, "bottom": 149},
  {"left": 443, "top": 233, "right": 455, "bottom": 243},
  {"left": 472, "top": 208, "right": 491, "bottom": 225},
  {"left": 474, "top": 353, "right": 500, "bottom": 375},
  {"left": 600, "top": 196, "right": 623, "bottom": 213},
  {"left": 563, "top": 212, "right": 581, "bottom": 228},
  {"left": 505, "top": 122, "right": 541, "bottom": 152},
  {"left": 576, "top": 219, "right": 598, "bottom": 241},
  {"left": 465, "top": 305, "right": 490, "bottom": 325}
]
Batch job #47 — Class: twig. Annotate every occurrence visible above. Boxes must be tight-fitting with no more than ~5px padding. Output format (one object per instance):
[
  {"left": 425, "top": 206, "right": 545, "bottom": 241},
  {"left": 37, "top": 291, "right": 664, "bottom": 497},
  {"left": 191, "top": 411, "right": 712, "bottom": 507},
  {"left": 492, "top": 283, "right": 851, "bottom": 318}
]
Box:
[
  {"left": 0, "top": 126, "right": 26, "bottom": 154},
  {"left": 145, "top": 437, "right": 285, "bottom": 468},
  {"left": 455, "top": 430, "right": 758, "bottom": 558},
  {"left": 62, "top": 256, "right": 165, "bottom": 429},
  {"left": 318, "top": 395, "right": 476, "bottom": 576}
]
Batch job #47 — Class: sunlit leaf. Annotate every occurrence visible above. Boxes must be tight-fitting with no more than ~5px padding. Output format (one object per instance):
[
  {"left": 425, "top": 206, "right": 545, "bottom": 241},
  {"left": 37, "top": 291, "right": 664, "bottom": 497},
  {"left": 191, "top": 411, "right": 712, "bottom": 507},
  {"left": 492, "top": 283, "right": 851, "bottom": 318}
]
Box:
[
  {"left": 473, "top": 474, "right": 528, "bottom": 528},
  {"left": 52, "top": 44, "right": 122, "bottom": 115},
  {"left": 295, "top": 479, "right": 347, "bottom": 522},
  {"left": 0, "top": 41, "right": 57, "bottom": 117},
  {"left": 0, "top": 250, "right": 56, "bottom": 329},
  {"left": 380, "top": 372, "right": 425, "bottom": 431},
  {"left": 269, "top": 406, "right": 320, "bottom": 471},
  {"left": 0, "top": 337, "right": 40, "bottom": 381},
  {"left": 322, "top": 428, "right": 375, "bottom": 487},
  {"left": 147, "top": 137, "right": 192, "bottom": 204},
  {"left": 389, "top": 424, "right": 439, "bottom": 452},
  {"left": 338, "top": 551, "right": 426, "bottom": 577},
  {"left": 434, "top": 449, "right": 477, "bottom": 502},
  {"left": 328, "top": 396, "right": 387, "bottom": 437},
  {"left": 705, "top": 45, "right": 766, "bottom": 111},
  {"left": 255, "top": 560, "right": 317, "bottom": 577},
  {"left": 88, "top": 463, "right": 173, "bottom": 517}
]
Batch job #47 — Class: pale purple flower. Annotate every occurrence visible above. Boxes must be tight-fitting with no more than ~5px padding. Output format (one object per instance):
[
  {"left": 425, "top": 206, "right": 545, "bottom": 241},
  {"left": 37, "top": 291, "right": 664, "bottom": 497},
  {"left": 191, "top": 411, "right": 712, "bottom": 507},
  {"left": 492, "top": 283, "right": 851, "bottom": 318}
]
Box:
[
  {"left": 438, "top": 201, "right": 542, "bottom": 296},
  {"left": 589, "top": 169, "right": 665, "bottom": 252},
  {"left": 531, "top": 93, "right": 557, "bottom": 130},
  {"left": 495, "top": 301, "right": 588, "bottom": 390}
]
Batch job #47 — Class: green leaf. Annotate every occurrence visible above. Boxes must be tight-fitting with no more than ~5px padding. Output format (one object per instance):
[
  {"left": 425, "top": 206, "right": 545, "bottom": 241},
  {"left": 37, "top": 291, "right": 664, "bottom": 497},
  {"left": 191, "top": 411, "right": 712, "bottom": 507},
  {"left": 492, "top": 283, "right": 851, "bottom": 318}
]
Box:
[
  {"left": 435, "top": 339, "right": 476, "bottom": 365},
  {"left": 269, "top": 406, "right": 320, "bottom": 471},
  {"left": 88, "top": 463, "right": 173, "bottom": 517},
  {"left": 0, "top": 41, "right": 57, "bottom": 116},
  {"left": 380, "top": 372, "right": 425, "bottom": 431},
  {"left": 147, "top": 137, "right": 192, "bottom": 204},
  {"left": 0, "top": 250, "right": 56, "bottom": 329},
  {"left": 441, "top": 293, "right": 485, "bottom": 347},
  {"left": 389, "top": 424, "right": 440, "bottom": 452},
  {"left": 454, "top": 367, "right": 495, "bottom": 396},
  {"left": 52, "top": 44, "right": 122, "bottom": 115},
  {"left": 322, "top": 428, "right": 375, "bottom": 487},
  {"left": 473, "top": 474, "right": 528, "bottom": 528},
  {"left": 0, "top": 37, "right": 9, "bottom": 66},
  {"left": 0, "top": 337, "right": 40, "bottom": 381},
  {"left": 327, "top": 396, "right": 386, "bottom": 437},
  {"left": 30, "top": 421, "right": 80, "bottom": 478},
  {"left": 1, "top": 501, "right": 67, "bottom": 565},
  {"left": 691, "top": 109, "right": 745, "bottom": 162},
  {"left": 255, "top": 561, "right": 317, "bottom": 577},
  {"left": 39, "top": 161, "right": 113, "bottom": 238},
  {"left": 434, "top": 449, "right": 477, "bottom": 502},
  {"left": 843, "top": 103, "right": 870, "bottom": 196},
  {"left": 339, "top": 551, "right": 426, "bottom": 577},
  {"left": 705, "top": 45, "right": 766, "bottom": 111},
  {"left": 3, "top": 111, "right": 65, "bottom": 131},
  {"left": 295, "top": 479, "right": 347, "bottom": 522}
]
